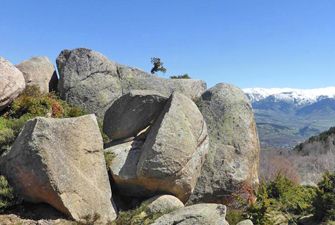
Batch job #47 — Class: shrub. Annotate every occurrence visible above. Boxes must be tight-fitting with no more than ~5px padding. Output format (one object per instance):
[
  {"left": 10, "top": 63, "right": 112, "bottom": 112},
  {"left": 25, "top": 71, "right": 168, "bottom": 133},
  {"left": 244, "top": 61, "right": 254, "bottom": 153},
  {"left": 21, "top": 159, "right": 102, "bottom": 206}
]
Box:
[
  {"left": 267, "top": 174, "right": 316, "bottom": 215},
  {"left": 0, "top": 86, "right": 85, "bottom": 155},
  {"left": 111, "top": 202, "right": 170, "bottom": 225},
  {"left": 104, "top": 151, "right": 116, "bottom": 168},
  {"left": 0, "top": 175, "right": 15, "bottom": 212},
  {"left": 313, "top": 172, "right": 335, "bottom": 222},
  {"left": 226, "top": 209, "right": 246, "bottom": 225},
  {"left": 76, "top": 213, "right": 101, "bottom": 225},
  {"left": 247, "top": 174, "right": 316, "bottom": 225},
  {"left": 170, "top": 74, "right": 191, "bottom": 79},
  {"left": 247, "top": 183, "right": 272, "bottom": 225}
]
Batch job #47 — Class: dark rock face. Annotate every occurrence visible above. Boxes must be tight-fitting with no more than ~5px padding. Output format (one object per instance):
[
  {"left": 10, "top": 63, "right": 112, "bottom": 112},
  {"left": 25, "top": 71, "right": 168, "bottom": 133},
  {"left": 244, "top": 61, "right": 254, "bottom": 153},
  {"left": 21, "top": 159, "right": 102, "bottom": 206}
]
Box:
[
  {"left": 56, "top": 48, "right": 206, "bottom": 118},
  {"left": 0, "top": 115, "right": 117, "bottom": 223},
  {"left": 103, "top": 90, "right": 168, "bottom": 140},
  {"left": 16, "top": 56, "right": 56, "bottom": 93},
  {"left": 107, "top": 93, "right": 209, "bottom": 203},
  {"left": 188, "top": 83, "right": 260, "bottom": 207}
]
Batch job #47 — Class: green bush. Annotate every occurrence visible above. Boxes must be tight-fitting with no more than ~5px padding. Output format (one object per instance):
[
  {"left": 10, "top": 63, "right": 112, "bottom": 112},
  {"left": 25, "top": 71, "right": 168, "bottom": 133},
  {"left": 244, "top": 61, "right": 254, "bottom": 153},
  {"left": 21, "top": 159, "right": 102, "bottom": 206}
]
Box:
[
  {"left": 226, "top": 209, "right": 246, "bottom": 225},
  {"left": 313, "top": 172, "right": 335, "bottom": 222},
  {"left": 104, "top": 151, "right": 116, "bottom": 168},
  {"left": 111, "top": 202, "right": 169, "bottom": 225},
  {"left": 0, "top": 86, "right": 85, "bottom": 155},
  {"left": 267, "top": 174, "right": 316, "bottom": 215},
  {"left": 0, "top": 175, "right": 15, "bottom": 212},
  {"left": 247, "top": 183, "right": 273, "bottom": 225},
  {"left": 170, "top": 74, "right": 191, "bottom": 79},
  {"left": 247, "top": 174, "right": 317, "bottom": 225}
]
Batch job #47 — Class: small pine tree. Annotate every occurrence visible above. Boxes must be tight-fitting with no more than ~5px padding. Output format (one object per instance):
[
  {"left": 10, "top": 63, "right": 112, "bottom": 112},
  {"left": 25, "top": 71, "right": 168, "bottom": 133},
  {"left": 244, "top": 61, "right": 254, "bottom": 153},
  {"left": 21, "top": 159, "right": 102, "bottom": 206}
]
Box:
[
  {"left": 313, "top": 172, "right": 335, "bottom": 222},
  {"left": 150, "top": 57, "right": 167, "bottom": 74},
  {"left": 247, "top": 182, "right": 272, "bottom": 225}
]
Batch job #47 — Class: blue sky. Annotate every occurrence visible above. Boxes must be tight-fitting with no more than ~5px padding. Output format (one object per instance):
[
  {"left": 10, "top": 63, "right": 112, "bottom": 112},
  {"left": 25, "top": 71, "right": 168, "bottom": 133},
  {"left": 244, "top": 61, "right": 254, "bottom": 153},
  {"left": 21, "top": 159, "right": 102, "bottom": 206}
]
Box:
[{"left": 1, "top": 0, "right": 334, "bottom": 89}]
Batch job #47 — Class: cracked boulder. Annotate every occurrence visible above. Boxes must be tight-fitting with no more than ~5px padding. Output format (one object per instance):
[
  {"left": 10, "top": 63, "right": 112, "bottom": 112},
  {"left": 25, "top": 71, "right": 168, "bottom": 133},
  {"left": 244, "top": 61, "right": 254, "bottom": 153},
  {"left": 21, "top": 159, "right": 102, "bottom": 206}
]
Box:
[
  {"left": 16, "top": 56, "right": 57, "bottom": 93},
  {"left": 188, "top": 83, "right": 260, "bottom": 207},
  {"left": 107, "top": 93, "right": 209, "bottom": 202},
  {"left": 56, "top": 48, "right": 206, "bottom": 118},
  {"left": 151, "top": 203, "right": 229, "bottom": 225},
  {"left": 103, "top": 90, "right": 168, "bottom": 140},
  {"left": 0, "top": 115, "right": 117, "bottom": 223},
  {"left": 0, "top": 57, "right": 26, "bottom": 111}
]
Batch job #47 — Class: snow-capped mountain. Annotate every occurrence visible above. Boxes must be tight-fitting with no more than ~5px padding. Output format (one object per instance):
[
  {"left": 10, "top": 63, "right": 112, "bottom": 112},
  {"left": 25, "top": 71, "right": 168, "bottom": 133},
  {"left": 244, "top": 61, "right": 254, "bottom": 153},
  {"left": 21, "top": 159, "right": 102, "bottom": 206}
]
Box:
[
  {"left": 243, "top": 87, "right": 335, "bottom": 149},
  {"left": 244, "top": 87, "right": 335, "bottom": 105}
]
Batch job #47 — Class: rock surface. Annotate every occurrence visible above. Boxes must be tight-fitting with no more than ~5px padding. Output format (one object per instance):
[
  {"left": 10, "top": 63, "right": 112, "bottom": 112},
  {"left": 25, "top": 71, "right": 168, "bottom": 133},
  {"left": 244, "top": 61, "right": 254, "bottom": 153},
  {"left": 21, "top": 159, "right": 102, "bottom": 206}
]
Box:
[
  {"left": 16, "top": 56, "right": 57, "bottom": 93},
  {"left": 0, "top": 214, "right": 72, "bottom": 225},
  {"left": 107, "top": 93, "right": 209, "bottom": 202},
  {"left": 0, "top": 115, "right": 117, "bottom": 222},
  {"left": 137, "top": 92, "right": 209, "bottom": 202},
  {"left": 189, "top": 83, "right": 260, "bottom": 207},
  {"left": 103, "top": 90, "right": 167, "bottom": 140},
  {"left": 144, "top": 195, "right": 184, "bottom": 214},
  {"left": 56, "top": 48, "right": 206, "bottom": 118},
  {"left": 237, "top": 219, "right": 254, "bottom": 225},
  {"left": 151, "top": 203, "right": 228, "bottom": 225},
  {"left": 0, "top": 57, "right": 26, "bottom": 111},
  {"left": 106, "top": 139, "right": 145, "bottom": 195}
]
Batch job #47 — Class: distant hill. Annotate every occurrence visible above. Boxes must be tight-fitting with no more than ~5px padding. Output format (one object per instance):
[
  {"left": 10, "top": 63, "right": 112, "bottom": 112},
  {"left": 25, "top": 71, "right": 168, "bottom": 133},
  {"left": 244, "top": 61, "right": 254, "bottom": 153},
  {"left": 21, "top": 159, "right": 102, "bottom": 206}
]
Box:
[
  {"left": 289, "top": 127, "right": 335, "bottom": 185},
  {"left": 294, "top": 127, "right": 335, "bottom": 155},
  {"left": 244, "top": 87, "right": 335, "bottom": 149}
]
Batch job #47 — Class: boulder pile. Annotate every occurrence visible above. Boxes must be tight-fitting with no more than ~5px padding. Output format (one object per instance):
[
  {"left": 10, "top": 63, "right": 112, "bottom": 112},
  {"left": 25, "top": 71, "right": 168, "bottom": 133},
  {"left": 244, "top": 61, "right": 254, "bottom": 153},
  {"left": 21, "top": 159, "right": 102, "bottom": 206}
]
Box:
[{"left": 0, "top": 48, "right": 260, "bottom": 224}]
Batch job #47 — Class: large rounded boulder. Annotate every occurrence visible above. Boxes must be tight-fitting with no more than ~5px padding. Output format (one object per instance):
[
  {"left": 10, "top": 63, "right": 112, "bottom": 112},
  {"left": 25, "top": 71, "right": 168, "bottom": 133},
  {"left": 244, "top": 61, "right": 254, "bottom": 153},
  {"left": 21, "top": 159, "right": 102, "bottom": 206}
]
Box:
[
  {"left": 56, "top": 48, "right": 206, "bottom": 118},
  {"left": 188, "top": 83, "right": 260, "bottom": 207},
  {"left": 103, "top": 90, "right": 168, "bottom": 140},
  {"left": 107, "top": 92, "right": 209, "bottom": 202},
  {"left": 0, "top": 115, "right": 117, "bottom": 223},
  {"left": 57, "top": 48, "right": 122, "bottom": 118},
  {"left": 16, "top": 56, "right": 57, "bottom": 93},
  {"left": 0, "top": 57, "right": 26, "bottom": 111}
]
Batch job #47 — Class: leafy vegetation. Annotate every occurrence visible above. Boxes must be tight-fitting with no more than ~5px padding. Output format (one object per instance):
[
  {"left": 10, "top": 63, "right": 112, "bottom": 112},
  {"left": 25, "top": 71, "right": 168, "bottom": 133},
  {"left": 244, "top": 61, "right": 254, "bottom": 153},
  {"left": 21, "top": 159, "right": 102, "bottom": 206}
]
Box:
[
  {"left": 0, "top": 86, "right": 85, "bottom": 155},
  {"left": 76, "top": 213, "right": 104, "bottom": 225},
  {"left": 247, "top": 174, "right": 317, "bottom": 225},
  {"left": 150, "top": 57, "right": 167, "bottom": 74},
  {"left": 170, "top": 74, "right": 191, "bottom": 79},
  {"left": 104, "top": 151, "right": 116, "bottom": 168},
  {"left": 0, "top": 175, "right": 16, "bottom": 212},
  {"left": 111, "top": 202, "right": 171, "bottom": 225},
  {"left": 226, "top": 209, "right": 247, "bottom": 225},
  {"left": 313, "top": 172, "right": 335, "bottom": 222}
]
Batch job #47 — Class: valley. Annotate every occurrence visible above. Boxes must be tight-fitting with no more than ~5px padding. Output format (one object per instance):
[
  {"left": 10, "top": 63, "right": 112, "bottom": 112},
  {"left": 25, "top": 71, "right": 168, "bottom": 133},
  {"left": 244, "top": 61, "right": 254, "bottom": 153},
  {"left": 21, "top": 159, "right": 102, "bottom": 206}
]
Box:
[{"left": 244, "top": 87, "right": 335, "bottom": 149}]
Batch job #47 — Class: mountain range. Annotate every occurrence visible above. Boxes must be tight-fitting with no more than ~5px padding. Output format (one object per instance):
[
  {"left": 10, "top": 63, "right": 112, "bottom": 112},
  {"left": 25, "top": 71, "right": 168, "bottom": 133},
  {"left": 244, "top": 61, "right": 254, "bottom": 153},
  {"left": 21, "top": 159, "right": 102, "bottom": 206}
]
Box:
[{"left": 244, "top": 87, "right": 335, "bottom": 149}]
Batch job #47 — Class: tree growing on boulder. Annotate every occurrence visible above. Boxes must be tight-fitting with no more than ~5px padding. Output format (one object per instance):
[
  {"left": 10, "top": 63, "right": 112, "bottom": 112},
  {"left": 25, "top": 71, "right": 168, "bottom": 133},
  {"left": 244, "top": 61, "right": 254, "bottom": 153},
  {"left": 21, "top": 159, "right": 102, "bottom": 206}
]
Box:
[{"left": 150, "top": 57, "right": 167, "bottom": 74}]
